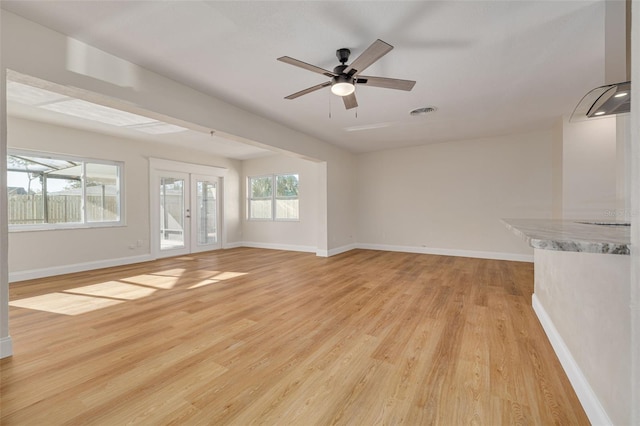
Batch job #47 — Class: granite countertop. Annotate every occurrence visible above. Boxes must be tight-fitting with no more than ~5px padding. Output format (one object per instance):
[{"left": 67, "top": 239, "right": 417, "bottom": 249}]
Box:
[{"left": 502, "top": 218, "right": 630, "bottom": 255}]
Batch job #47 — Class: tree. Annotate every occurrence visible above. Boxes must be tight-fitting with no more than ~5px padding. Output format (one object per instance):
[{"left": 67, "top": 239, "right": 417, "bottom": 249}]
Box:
[
  {"left": 277, "top": 174, "right": 298, "bottom": 197},
  {"left": 251, "top": 176, "right": 272, "bottom": 198}
]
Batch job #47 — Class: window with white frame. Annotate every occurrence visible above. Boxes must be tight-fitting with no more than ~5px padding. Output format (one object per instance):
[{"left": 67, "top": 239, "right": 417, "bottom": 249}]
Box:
[
  {"left": 7, "top": 150, "right": 124, "bottom": 229},
  {"left": 248, "top": 173, "right": 299, "bottom": 221}
]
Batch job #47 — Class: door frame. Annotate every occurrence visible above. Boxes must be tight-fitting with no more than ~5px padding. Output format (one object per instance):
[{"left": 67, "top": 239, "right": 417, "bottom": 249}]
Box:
[{"left": 149, "top": 158, "right": 227, "bottom": 259}]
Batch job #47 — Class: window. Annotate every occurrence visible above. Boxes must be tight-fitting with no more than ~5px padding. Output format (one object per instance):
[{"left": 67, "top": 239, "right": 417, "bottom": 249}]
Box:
[
  {"left": 248, "top": 175, "right": 273, "bottom": 220},
  {"left": 275, "top": 174, "right": 299, "bottom": 220},
  {"left": 7, "top": 150, "right": 123, "bottom": 229},
  {"left": 248, "top": 173, "right": 299, "bottom": 220}
]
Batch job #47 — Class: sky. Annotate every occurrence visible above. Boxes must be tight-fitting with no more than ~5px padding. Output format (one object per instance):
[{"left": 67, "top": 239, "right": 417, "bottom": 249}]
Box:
[{"left": 8, "top": 171, "right": 69, "bottom": 193}]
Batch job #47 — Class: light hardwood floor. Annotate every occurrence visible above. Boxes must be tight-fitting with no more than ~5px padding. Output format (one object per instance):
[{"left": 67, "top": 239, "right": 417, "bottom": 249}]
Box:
[{"left": 1, "top": 248, "right": 588, "bottom": 425}]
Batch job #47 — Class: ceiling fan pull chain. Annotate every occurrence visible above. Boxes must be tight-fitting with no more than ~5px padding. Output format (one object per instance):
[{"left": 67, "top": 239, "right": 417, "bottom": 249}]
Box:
[
  {"left": 328, "top": 92, "right": 332, "bottom": 119},
  {"left": 353, "top": 85, "right": 357, "bottom": 118}
]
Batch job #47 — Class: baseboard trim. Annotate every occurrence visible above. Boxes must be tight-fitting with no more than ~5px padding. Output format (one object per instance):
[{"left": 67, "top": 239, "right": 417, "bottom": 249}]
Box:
[
  {"left": 7, "top": 243, "right": 532, "bottom": 281},
  {"left": 356, "top": 243, "right": 533, "bottom": 262},
  {"left": 318, "top": 243, "right": 531, "bottom": 261},
  {"left": 319, "top": 243, "right": 358, "bottom": 257},
  {"left": 9, "top": 254, "right": 154, "bottom": 283},
  {"left": 532, "top": 294, "right": 612, "bottom": 426},
  {"left": 240, "top": 241, "right": 316, "bottom": 253},
  {"left": 223, "top": 241, "right": 244, "bottom": 249},
  {"left": 0, "top": 336, "right": 13, "bottom": 359}
]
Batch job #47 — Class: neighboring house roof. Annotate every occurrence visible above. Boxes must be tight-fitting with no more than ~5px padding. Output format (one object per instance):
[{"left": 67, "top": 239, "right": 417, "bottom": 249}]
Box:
[
  {"left": 8, "top": 187, "right": 27, "bottom": 195},
  {"left": 7, "top": 186, "right": 121, "bottom": 196},
  {"left": 49, "top": 185, "right": 119, "bottom": 196}
]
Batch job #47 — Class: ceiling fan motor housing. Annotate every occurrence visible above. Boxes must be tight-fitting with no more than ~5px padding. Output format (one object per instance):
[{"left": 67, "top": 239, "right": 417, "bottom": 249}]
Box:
[
  {"left": 332, "top": 73, "right": 355, "bottom": 86},
  {"left": 336, "top": 48, "right": 351, "bottom": 64}
]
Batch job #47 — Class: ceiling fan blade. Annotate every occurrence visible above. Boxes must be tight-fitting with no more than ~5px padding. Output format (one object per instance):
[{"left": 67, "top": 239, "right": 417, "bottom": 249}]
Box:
[
  {"left": 284, "top": 81, "right": 332, "bottom": 100},
  {"left": 277, "top": 56, "right": 336, "bottom": 77},
  {"left": 344, "top": 39, "right": 393, "bottom": 75},
  {"left": 356, "top": 75, "right": 416, "bottom": 91},
  {"left": 342, "top": 92, "right": 358, "bottom": 110}
]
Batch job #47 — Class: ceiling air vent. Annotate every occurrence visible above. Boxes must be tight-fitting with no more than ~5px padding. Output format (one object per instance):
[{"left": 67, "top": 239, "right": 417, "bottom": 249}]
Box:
[{"left": 410, "top": 106, "right": 437, "bottom": 116}]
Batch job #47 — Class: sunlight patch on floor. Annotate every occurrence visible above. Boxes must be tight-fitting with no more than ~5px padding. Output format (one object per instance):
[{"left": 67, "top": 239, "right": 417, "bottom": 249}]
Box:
[
  {"left": 188, "top": 279, "right": 220, "bottom": 289},
  {"left": 9, "top": 293, "right": 123, "bottom": 315},
  {"left": 123, "top": 274, "right": 180, "bottom": 289},
  {"left": 154, "top": 268, "right": 187, "bottom": 277},
  {"left": 187, "top": 270, "right": 223, "bottom": 278},
  {"left": 8, "top": 271, "right": 249, "bottom": 316},
  {"left": 64, "top": 281, "right": 157, "bottom": 300},
  {"left": 187, "top": 272, "right": 248, "bottom": 289},
  {"left": 211, "top": 271, "right": 248, "bottom": 280}
]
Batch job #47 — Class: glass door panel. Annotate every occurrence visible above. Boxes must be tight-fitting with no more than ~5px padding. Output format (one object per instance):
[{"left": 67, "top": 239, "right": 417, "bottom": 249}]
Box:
[
  {"left": 196, "top": 180, "right": 217, "bottom": 245},
  {"left": 159, "top": 174, "right": 188, "bottom": 253},
  {"left": 191, "top": 175, "right": 221, "bottom": 252}
]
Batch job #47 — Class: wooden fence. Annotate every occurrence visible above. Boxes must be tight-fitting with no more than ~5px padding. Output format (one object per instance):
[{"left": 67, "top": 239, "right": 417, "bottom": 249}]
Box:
[{"left": 8, "top": 194, "right": 118, "bottom": 224}]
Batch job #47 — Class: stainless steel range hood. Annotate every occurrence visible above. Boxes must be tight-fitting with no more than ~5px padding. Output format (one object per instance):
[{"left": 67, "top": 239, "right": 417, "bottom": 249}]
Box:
[
  {"left": 571, "top": 0, "right": 631, "bottom": 121},
  {"left": 572, "top": 81, "right": 630, "bottom": 119}
]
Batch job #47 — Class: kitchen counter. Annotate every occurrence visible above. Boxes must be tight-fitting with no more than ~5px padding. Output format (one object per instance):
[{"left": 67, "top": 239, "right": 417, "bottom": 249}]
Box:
[{"left": 502, "top": 218, "right": 630, "bottom": 255}]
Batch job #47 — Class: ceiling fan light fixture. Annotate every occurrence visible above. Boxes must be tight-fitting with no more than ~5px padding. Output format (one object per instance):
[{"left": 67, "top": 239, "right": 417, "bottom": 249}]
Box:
[
  {"left": 331, "top": 82, "right": 355, "bottom": 96},
  {"left": 331, "top": 75, "right": 355, "bottom": 96}
]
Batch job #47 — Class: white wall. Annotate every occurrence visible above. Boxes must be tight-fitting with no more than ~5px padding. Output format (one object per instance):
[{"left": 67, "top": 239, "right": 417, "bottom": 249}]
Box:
[
  {"left": 355, "top": 130, "right": 554, "bottom": 260},
  {"left": 551, "top": 118, "right": 564, "bottom": 218},
  {"left": 242, "top": 154, "right": 320, "bottom": 252},
  {"left": 7, "top": 116, "right": 242, "bottom": 276},
  {"left": 326, "top": 155, "right": 357, "bottom": 253},
  {"left": 560, "top": 115, "right": 618, "bottom": 219}
]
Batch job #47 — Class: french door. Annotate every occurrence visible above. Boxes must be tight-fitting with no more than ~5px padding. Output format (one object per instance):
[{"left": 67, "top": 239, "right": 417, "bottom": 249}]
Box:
[{"left": 157, "top": 171, "right": 221, "bottom": 257}]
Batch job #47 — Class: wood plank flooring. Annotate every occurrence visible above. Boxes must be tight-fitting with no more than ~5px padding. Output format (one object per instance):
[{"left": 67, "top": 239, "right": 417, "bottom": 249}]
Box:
[{"left": 0, "top": 248, "right": 589, "bottom": 425}]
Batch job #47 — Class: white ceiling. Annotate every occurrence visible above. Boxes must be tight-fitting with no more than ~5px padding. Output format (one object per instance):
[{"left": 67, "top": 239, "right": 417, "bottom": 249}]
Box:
[
  {"left": 6, "top": 79, "right": 274, "bottom": 161},
  {"left": 2, "top": 1, "right": 608, "bottom": 154}
]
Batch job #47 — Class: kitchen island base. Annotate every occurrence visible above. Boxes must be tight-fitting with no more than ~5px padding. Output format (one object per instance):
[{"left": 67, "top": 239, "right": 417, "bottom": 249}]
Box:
[{"left": 533, "top": 248, "right": 630, "bottom": 426}]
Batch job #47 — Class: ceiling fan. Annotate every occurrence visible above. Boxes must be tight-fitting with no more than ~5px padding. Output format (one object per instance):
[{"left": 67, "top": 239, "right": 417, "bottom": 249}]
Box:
[{"left": 277, "top": 39, "right": 416, "bottom": 110}]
